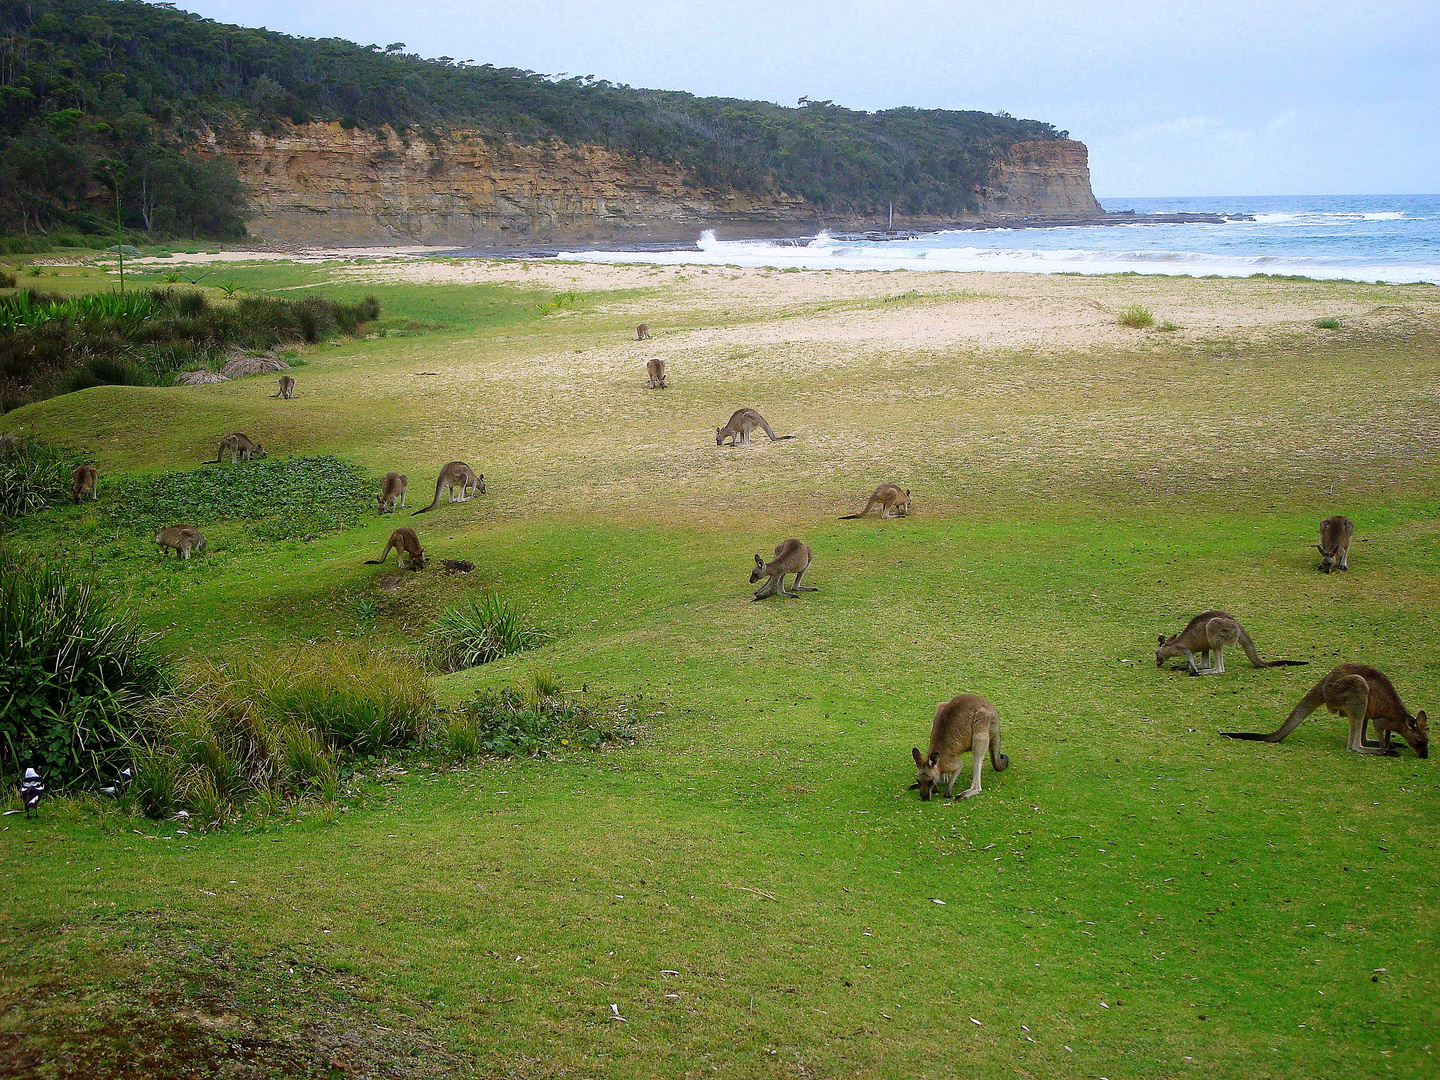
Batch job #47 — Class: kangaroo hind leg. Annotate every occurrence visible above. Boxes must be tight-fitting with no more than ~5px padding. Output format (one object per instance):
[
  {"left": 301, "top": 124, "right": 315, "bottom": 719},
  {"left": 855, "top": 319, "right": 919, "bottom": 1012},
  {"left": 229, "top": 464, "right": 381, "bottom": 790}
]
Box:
[
  {"left": 1333, "top": 676, "right": 1380, "bottom": 754},
  {"left": 792, "top": 566, "right": 817, "bottom": 592},
  {"left": 959, "top": 733, "right": 987, "bottom": 798}
]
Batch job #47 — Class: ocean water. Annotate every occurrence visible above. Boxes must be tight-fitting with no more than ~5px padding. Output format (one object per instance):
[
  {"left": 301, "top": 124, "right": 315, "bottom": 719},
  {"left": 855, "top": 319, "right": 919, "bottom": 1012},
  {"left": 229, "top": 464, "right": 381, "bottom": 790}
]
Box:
[{"left": 552, "top": 194, "right": 1440, "bottom": 284}]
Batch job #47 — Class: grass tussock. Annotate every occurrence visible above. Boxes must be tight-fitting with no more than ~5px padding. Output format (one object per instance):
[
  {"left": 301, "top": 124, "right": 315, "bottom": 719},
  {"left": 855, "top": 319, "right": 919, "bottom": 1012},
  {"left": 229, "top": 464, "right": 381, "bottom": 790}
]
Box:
[
  {"left": 440, "top": 669, "right": 639, "bottom": 758},
  {"left": 1116, "top": 303, "right": 1156, "bottom": 328},
  {"left": 108, "top": 456, "right": 370, "bottom": 541},
  {"left": 1315, "top": 317, "right": 1341, "bottom": 329},
  {"left": 0, "top": 550, "right": 170, "bottom": 787},
  {"left": 135, "top": 645, "right": 433, "bottom": 826},
  {"left": 429, "top": 594, "right": 551, "bottom": 672},
  {"left": 0, "top": 287, "right": 380, "bottom": 411},
  {"left": 0, "top": 433, "right": 81, "bottom": 519}
]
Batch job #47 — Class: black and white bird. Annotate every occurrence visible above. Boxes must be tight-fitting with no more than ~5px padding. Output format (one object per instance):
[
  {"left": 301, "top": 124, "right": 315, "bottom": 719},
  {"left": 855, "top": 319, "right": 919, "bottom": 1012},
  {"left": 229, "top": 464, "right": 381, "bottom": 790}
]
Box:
[
  {"left": 100, "top": 766, "right": 134, "bottom": 798},
  {"left": 20, "top": 768, "right": 43, "bottom": 817}
]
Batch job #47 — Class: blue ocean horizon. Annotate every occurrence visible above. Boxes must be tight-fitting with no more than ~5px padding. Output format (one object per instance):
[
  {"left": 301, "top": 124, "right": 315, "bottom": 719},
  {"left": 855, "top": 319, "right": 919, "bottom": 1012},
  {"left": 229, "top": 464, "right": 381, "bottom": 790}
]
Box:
[{"left": 551, "top": 193, "right": 1440, "bottom": 285}]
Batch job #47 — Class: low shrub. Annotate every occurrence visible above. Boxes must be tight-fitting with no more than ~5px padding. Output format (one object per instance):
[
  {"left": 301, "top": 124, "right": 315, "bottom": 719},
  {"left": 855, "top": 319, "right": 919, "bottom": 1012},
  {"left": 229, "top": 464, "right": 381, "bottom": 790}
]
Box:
[
  {"left": 0, "top": 288, "right": 382, "bottom": 411},
  {"left": 107, "top": 456, "right": 371, "bottom": 541},
  {"left": 0, "top": 550, "right": 170, "bottom": 787},
  {"left": 1315, "top": 317, "right": 1341, "bottom": 330},
  {"left": 429, "top": 594, "right": 551, "bottom": 672},
  {"left": 1116, "top": 304, "right": 1156, "bottom": 329},
  {"left": 1157, "top": 320, "right": 1182, "bottom": 332},
  {"left": 444, "top": 673, "right": 639, "bottom": 758},
  {"left": 0, "top": 434, "right": 80, "bottom": 519}
]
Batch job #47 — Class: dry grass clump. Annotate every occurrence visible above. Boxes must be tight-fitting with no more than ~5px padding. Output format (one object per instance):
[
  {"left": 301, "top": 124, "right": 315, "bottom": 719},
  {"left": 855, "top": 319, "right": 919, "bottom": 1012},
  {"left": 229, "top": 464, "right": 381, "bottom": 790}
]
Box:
[{"left": 132, "top": 644, "right": 433, "bottom": 825}]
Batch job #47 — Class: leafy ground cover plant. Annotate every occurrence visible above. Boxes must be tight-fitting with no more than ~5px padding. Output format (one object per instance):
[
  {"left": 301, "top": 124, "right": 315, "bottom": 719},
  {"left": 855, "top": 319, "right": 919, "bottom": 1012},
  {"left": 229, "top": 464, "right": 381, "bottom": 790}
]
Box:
[
  {"left": 107, "top": 456, "right": 371, "bottom": 541},
  {"left": 0, "top": 550, "right": 170, "bottom": 786},
  {"left": 440, "top": 669, "right": 640, "bottom": 758},
  {"left": 429, "top": 594, "right": 551, "bottom": 672}
]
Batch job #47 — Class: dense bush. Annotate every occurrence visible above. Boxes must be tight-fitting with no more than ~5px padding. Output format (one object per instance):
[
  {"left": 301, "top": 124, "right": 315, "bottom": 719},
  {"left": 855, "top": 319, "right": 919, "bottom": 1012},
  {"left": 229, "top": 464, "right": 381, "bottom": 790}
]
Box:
[
  {"left": 0, "top": 288, "right": 380, "bottom": 410},
  {"left": 0, "top": 550, "right": 170, "bottom": 787},
  {"left": 429, "top": 594, "right": 551, "bottom": 672},
  {"left": 0, "top": 433, "right": 79, "bottom": 519},
  {"left": 441, "top": 671, "right": 639, "bottom": 758}
]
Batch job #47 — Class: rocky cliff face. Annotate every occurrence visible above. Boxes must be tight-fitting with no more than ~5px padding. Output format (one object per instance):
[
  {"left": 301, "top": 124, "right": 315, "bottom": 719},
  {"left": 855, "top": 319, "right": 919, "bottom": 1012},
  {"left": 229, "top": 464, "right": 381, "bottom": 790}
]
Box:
[{"left": 203, "top": 123, "right": 1103, "bottom": 248}]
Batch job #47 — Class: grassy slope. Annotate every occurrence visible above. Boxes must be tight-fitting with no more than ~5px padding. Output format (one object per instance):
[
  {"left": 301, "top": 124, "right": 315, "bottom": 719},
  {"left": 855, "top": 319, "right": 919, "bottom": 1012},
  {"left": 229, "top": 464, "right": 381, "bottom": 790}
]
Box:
[{"left": 1, "top": 263, "right": 1438, "bottom": 1078}]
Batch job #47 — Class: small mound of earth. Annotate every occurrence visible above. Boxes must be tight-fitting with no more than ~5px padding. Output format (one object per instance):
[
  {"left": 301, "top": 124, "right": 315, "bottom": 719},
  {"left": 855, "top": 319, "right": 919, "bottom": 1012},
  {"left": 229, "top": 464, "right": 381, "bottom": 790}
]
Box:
[
  {"left": 220, "top": 354, "right": 291, "bottom": 379},
  {"left": 174, "top": 369, "right": 230, "bottom": 386}
]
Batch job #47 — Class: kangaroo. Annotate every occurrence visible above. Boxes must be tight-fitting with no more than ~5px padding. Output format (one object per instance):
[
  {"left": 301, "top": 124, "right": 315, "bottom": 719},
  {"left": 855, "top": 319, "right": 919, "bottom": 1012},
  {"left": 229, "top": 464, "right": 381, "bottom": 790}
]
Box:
[
  {"left": 840, "top": 484, "right": 911, "bottom": 520},
  {"left": 71, "top": 464, "right": 98, "bottom": 503},
  {"left": 215, "top": 433, "right": 266, "bottom": 463},
  {"left": 749, "top": 539, "right": 816, "bottom": 601},
  {"left": 646, "top": 358, "right": 668, "bottom": 389},
  {"left": 155, "top": 525, "right": 206, "bottom": 560},
  {"left": 1155, "top": 611, "right": 1308, "bottom": 675},
  {"left": 270, "top": 375, "right": 295, "bottom": 399},
  {"left": 636, "top": 323, "right": 650, "bottom": 341},
  {"left": 1317, "top": 515, "right": 1354, "bottom": 573},
  {"left": 412, "top": 462, "right": 484, "bottom": 516},
  {"left": 716, "top": 408, "right": 794, "bottom": 447},
  {"left": 365, "top": 526, "right": 426, "bottom": 570},
  {"left": 377, "top": 472, "right": 408, "bottom": 514},
  {"left": 1221, "top": 663, "right": 1428, "bottom": 756},
  {"left": 910, "top": 694, "right": 1010, "bottom": 800}
]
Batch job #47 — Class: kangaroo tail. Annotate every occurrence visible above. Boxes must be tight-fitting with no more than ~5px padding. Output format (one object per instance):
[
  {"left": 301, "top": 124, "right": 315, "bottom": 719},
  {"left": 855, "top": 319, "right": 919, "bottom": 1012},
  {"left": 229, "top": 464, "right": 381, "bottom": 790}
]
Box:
[
  {"left": 840, "top": 497, "right": 880, "bottom": 520},
  {"left": 411, "top": 474, "right": 446, "bottom": 516},
  {"left": 364, "top": 542, "right": 394, "bottom": 566},
  {"left": 1238, "top": 628, "right": 1306, "bottom": 668},
  {"left": 757, "top": 418, "right": 794, "bottom": 441},
  {"left": 989, "top": 730, "right": 1010, "bottom": 772},
  {"left": 1222, "top": 682, "right": 1325, "bottom": 742},
  {"left": 838, "top": 513, "right": 862, "bottom": 520}
]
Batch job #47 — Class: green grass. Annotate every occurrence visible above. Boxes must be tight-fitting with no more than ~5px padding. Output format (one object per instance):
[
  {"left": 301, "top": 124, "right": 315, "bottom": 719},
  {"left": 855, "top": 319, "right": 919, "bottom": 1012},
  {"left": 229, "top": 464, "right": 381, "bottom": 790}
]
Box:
[
  {"left": 1315, "top": 317, "right": 1342, "bottom": 330},
  {"left": 1, "top": 264, "right": 1437, "bottom": 1077}
]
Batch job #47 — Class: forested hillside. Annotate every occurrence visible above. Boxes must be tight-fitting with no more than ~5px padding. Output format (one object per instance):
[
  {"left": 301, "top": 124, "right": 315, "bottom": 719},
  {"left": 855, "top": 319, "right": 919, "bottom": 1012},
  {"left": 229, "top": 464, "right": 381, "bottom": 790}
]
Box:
[{"left": 0, "top": 0, "right": 1067, "bottom": 242}]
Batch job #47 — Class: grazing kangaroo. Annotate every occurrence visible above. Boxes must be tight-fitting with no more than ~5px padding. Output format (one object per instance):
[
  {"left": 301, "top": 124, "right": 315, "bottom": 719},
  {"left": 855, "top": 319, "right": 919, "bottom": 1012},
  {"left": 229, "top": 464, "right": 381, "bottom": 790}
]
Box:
[
  {"left": 1317, "top": 515, "right": 1354, "bottom": 573},
  {"left": 749, "top": 539, "right": 816, "bottom": 601},
  {"left": 1155, "top": 611, "right": 1308, "bottom": 675},
  {"left": 840, "top": 484, "right": 911, "bottom": 520},
  {"left": 1221, "top": 663, "right": 1428, "bottom": 757},
  {"left": 155, "top": 525, "right": 205, "bottom": 560},
  {"left": 646, "top": 358, "right": 668, "bottom": 388},
  {"left": 71, "top": 465, "right": 98, "bottom": 503},
  {"left": 215, "top": 433, "right": 266, "bottom": 463},
  {"left": 716, "top": 408, "right": 794, "bottom": 447},
  {"left": 636, "top": 323, "right": 650, "bottom": 341},
  {"left": 270, "top": 375, "right": 295, "bottom": 399},
  {"left": 910, "top": 694, "right": 1010, "bottom": 800},
  {"left": 377, "top": 472, "right": 408, "bottom": 514},
  {"left": 412, "top": 462, "right": 484, "bottom": 516},
  {"left": 365, "top": 526, "right": 426, "bottom": 570}
]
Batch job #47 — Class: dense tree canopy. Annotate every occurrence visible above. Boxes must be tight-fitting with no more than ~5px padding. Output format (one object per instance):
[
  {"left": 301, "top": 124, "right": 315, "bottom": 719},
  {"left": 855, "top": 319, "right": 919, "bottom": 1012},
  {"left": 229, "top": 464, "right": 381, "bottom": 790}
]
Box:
[{"left": 0, "top": 0, "right": 1067, "bottom": 238}]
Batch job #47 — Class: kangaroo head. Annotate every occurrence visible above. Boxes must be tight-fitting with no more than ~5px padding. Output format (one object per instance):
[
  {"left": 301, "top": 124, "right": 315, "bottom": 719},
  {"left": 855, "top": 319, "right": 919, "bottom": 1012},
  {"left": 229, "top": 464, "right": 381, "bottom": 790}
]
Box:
[
  {"left": 1406, "top": 711, "right": 1428, "bottom": 758},
  {"left": 899, "top": 490, "right": 912, "bottom": 515},
  {"left": 1155, "top": 633, "right": 1177, "bottom": 666},
  {"left": 411, "top": 550, "right": 428, "bottom": 571},
  {"left": 749, "top": 553, "right": 765, "bottom": 583},
  {"left": 911, "top": 747, "right": 942, "bottom": 801},
  {"left": 1316, "top": 542, "right": 1338, "bottom": 572},
  {"left": 476, "top": 474, "right": 486, "bottom": 495},
  {"left": 377, "top": 493, "right": 389, "bottom": 514},
  {"left": 717, "top": 426, "right": 728, "bottom": 446},
  {"left": 252, "top": 444, "right": 267, "bottom": 460}
]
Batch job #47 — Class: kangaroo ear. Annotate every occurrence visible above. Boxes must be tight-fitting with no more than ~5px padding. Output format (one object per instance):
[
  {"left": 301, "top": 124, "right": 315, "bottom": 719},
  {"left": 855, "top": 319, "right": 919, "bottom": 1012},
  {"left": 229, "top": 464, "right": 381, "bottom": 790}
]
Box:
[
  {"left": 908, "top": 782, "right": 921, "bottom": 790},
  {"left": 927, "top": 752, "right": 939, "bottom": 766},
  {"left": 1158, "top": 634, "right": 1166, "bottom": 646},
  {"left": 912, "top": 747, "right": 924, "bottom": 767},
  {"left": 1417, "top": 710, "right": 1428, "bottom": 723},
  {"left": 905, "top": 489, "right": 910, "bottom": 496},
  {"left": 754, "top": 553, "right": 763, "bottom": 565}
]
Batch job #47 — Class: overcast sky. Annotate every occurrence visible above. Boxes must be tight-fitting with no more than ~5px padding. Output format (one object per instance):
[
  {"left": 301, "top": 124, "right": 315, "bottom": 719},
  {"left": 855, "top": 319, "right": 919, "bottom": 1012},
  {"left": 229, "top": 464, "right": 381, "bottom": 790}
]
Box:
[{"left": 176, "top": 0, "right": 1439, "bottom": 197}]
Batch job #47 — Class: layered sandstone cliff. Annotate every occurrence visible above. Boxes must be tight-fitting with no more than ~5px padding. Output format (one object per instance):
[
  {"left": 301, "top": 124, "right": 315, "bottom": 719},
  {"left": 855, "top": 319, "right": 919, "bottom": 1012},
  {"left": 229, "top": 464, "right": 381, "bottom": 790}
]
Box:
[{"left": 202, "top": 123, "right": 1102, "bottom": 248}]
